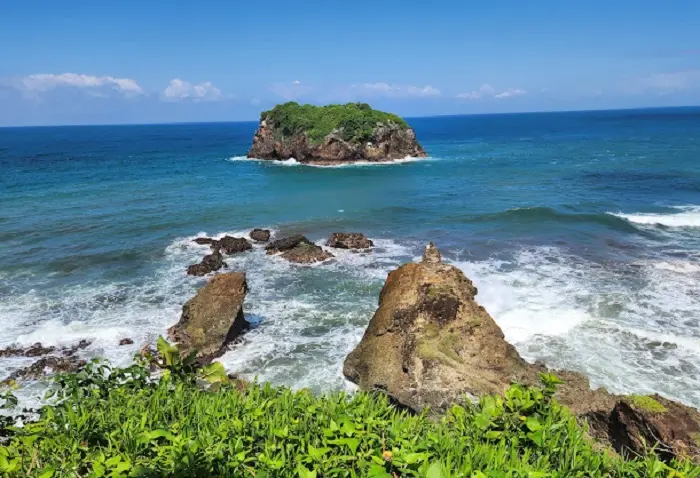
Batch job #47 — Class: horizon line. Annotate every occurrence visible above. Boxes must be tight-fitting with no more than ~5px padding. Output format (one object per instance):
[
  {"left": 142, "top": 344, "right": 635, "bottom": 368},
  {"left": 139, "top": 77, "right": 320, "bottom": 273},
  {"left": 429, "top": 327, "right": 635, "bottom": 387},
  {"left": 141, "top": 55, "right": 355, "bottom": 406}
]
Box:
[{"left": 1, "top": 104, "right": 698, "bottom": 129}]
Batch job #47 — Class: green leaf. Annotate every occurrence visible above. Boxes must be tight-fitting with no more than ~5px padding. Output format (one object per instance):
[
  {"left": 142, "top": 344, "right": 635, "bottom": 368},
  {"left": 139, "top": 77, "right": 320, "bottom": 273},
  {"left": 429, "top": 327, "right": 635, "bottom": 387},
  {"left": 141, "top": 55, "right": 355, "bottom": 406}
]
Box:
[
  {"left": 296, "top": 465, "right": 317, "bottom": 478},
  {"left": 38, "top": 468, "right": 55, "bottom": 478},
  {"left": 368, "top": 464, "right": 392, "bottom": 478},
  {"left": 200, "top": 361, "right": 228, "bottom": 384},
  {"left": 526, "top": 417, "right": 542, "bottom": 432},
  {"left": 426, "top": 463, "right": 445, "bottom": 478}
]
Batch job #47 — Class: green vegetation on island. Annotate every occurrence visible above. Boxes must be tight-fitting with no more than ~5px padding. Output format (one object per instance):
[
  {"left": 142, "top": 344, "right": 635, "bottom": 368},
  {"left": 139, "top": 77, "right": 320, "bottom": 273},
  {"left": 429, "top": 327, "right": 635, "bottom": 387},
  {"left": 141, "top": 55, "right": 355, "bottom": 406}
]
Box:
[
  {"left": 0, "top": 340, "right": 697, "bottom": 477},
  {"left": 260, "top": 102, "right": 409, "bottom": 143}
]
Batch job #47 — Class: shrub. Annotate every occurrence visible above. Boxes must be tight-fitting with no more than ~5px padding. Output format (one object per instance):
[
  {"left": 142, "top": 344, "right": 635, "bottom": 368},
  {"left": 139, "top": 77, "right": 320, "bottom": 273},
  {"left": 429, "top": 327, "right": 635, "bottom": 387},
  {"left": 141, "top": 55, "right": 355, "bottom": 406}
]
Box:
[
  {"left": 260, "top": 102, "right": 408, "bottom": 143},
  {"left": 0, "top": 343, "right": 698, "bottom": 477}
]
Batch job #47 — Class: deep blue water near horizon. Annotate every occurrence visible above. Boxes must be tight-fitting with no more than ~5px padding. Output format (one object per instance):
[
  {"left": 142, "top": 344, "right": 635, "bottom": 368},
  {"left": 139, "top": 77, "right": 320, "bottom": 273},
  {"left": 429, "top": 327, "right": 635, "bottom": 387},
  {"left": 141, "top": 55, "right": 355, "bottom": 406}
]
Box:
[{"left": 2, "top": 107, "right": 700, "bottom": 407}]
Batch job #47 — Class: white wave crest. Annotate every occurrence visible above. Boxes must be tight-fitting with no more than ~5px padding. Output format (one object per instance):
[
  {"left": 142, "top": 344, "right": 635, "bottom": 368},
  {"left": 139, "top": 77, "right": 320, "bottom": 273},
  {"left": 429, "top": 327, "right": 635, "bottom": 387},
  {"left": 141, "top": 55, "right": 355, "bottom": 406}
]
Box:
[
  {"left": 610, "top": 206, "right": 700, "bottom": 227},
  {"left": 226, "top": 155, "right": 432, "bottom": 168}
]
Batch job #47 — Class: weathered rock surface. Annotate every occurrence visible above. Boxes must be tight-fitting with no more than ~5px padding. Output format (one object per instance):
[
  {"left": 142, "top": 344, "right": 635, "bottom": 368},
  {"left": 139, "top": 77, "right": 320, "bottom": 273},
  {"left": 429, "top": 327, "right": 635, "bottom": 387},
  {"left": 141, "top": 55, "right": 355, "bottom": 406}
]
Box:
[
  {"left": 1, "top": 340, "right": 92, "bottom": 384},
  {"left": 248, "top": 121, "right": 427, "bottom": 165},
  {"left": 280, "top": 243, "right": 334, "bottom": 264},
  {"left": 193, "top": 237, "right": 216, "bottom": 245},
  {"left": 168, "top": 272, "right": 249, "bottom": 362},
  {"left": 265, "top": 235, "right": 313, "bottom": 254},
  {"left": 215, "top": 236, "right": 252, "bottom": 255},
  {"left": 250, "top": 228, "right": 271, "bottom": 242},
  {"left": 187, "top": 250, "right": 227, "bottom": 276},
  {"left": 119, "top": 338, "right": 134, "bottom": 346},
  {"left": 344, "top": 243, "right": 700, "bottom": 463},
  {"left": 0, "top": 340, "right": 91, "bottom": 359},
  {"left": 326, "top": 232, "right": 374, "bottom": 250}
]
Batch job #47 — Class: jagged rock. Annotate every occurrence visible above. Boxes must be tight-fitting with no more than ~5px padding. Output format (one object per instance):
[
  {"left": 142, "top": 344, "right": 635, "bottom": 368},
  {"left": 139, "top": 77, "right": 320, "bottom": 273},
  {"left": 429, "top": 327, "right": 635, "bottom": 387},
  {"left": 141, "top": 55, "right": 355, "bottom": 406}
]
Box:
[
  {"left": 247, "top": 103, "right": 427, "bottom": 165},
  {"left": 193, "top": 237, "right": 216, "bottom": 245},
  {"left": 187, "top": 251, "right": 227, "bottom": 276},
  {"left": 280, "top": 243, "right": 334, "bottom": 264},
  {"left": 265, "top": 235, "right": 313, "bottom": 254},
  {"left": 215, "top": 236, "right": 252, "bottom": 255},
  {"left": 3, "top": 356, "right": 87, "bottom": 384},
  {"left": 168, "top": 272, "right": 249, "bottom": 362},
  {"left": 326, "top": 232, "right": 374, "bottom": 250},
  {"left": 0, "top": 340, "right": 90, "bottom": 359},
  {"left": 343, "top": 243, "right": 700, "bottom": 463},
  {"left": 250, "top": 228, "right": 271, "bottom": 242},
  {"left": 119, "top": 338, "right": 134, "bottom": 346}
]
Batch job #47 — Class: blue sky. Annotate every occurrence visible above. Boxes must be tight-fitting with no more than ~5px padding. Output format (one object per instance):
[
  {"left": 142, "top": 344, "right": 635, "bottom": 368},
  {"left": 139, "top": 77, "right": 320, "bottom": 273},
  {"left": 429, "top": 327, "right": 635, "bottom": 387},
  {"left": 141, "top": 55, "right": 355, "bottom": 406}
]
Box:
[{"left": 1, "top": 0, "right": 699, "bottom": 126}]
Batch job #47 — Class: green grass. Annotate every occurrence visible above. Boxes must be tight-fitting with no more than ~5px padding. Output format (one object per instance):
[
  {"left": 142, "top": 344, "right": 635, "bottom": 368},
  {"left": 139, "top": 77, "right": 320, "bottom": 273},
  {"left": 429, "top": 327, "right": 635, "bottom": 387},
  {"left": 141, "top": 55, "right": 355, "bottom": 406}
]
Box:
[
  {"left": 0, "top": 348, "right": 698, "bottom": 477},
  {"left": 260, "top": 102, "right": 408, "bottom": 143},
  {"left": 629, "top": 395, "right": 668, "bottom": 414}
]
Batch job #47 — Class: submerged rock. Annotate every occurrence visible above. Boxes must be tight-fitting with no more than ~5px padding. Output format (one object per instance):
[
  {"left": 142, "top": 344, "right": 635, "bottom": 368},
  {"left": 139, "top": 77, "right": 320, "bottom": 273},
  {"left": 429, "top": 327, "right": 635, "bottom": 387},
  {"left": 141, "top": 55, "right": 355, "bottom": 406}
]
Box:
[
  {"left": 344, "top": 243, "right": 700, "bottom": 463},
  {"left": 187, "top": 250, "right": 227, "bottom": 276},
  {"left": 250, "top": 228, "right": 271, "bottom": 242},
  {"left": 326, "top": 232, "right": 373, "bottom": 250},
  {"left": 193, "top": 237, "right": 216, "bottom": 245},
  {"left": 247, "top": 102, "right": 427, "bottom": 165},
  {"left": 3, "top": 356, "right": 87, "bottom": 383},
  {"left": 119, "top": 338, "right": 134, "bottom": 346},
  {"left": 168, "top": 272, "right": 250, "bottom": 362},
  {"left": 215, "top": 236, "right": 252, "bottom": 255}
]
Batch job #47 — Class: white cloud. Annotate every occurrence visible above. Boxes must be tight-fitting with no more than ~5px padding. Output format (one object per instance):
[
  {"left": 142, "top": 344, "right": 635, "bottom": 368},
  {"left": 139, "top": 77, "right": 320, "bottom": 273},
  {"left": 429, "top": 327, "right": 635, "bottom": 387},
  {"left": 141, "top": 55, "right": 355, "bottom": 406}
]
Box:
[
  {"left": 457, "top": 83, "right": 526, "bottom": 100},
  {"left": 21, "top": 73, "right": 144, "bottom": 95},
  {"left": 353, "top": 83, "right": 441, "bottom": 98},
  {"left": 269, "top": 80, "right": 314, "bottom": 101},
  {"left": 623, "top": 70, "right": 700, "bottom": 94},
  {"left": 163, "top": 78, "right": 223, "bottom": 101}
]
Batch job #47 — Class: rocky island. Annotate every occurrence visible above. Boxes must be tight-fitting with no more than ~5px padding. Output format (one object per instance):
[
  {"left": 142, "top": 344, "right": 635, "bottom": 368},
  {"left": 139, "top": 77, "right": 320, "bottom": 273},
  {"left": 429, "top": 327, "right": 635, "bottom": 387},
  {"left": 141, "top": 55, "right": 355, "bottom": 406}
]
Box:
[{"left": 247, "top": 102, "right": 427, "bottom": 165}]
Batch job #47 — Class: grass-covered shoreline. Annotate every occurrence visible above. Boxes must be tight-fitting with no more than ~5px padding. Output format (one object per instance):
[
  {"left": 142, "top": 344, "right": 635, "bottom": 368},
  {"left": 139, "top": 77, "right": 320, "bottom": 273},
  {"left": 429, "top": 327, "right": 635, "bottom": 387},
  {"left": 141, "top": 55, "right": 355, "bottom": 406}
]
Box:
[
  {"left": 260, "top": 102, "right": 408, "bottom": 144},
  {"left": 1, "top": 341, "right": 698, "bottom": 477}
]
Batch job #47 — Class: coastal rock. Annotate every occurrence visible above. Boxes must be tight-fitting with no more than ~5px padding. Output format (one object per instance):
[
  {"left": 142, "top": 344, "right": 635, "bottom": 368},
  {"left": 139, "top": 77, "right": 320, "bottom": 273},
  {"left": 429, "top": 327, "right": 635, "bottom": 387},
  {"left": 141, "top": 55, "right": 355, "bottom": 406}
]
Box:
[
  {"left": 0, "top": 340, "right": 90, "bottom": 359},
  {"left": 247, "top": 103, "right": 427, "bottom": 165},
  {"left": 187, "top": 251, "right": 227, "bottom": 276},
  {"left": 168, "top": 272, "right": 250, "bottom": 362},
  {"left": 265, "top": 235, "right": 313, "bottom": 254},
  {"left": 215, "top": 236, "right": 252, "bottom": 255},
  {"left": 280, "top": 243, "right": 334, "bottom": 264},
  {"left": 193, "top": 237, "right": 216, "bottom": 245},
  {"left": 326, "top": 232, "right": 374, "bottom": 250},
  {"left": 3, "top": 356, "right": 87, "bottom": 384},
  {"left": 119, "top": 338, "right": 134, "bottom": 346},
  {"left": 343, "top": 243, "right": 700, "bottom": 462},
  {"left": 250, "top": 228, "right": 271, "bottom": 242}
]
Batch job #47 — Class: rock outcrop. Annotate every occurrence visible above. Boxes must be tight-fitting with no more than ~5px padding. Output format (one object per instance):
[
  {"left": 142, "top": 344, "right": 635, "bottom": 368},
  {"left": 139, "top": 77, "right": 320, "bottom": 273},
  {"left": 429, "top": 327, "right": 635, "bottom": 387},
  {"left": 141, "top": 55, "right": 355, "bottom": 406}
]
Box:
[
  {"left": 1, "top": 340, "right": 92, "bottom": 384},
  {"left": 250, "top": 228, "right": 271, "bottom": 242},
  {"left": 187, "top": 250, "right": 227, "bottom": 276},
  {"left": 247, "top": 103, "right": 427, "bottom": 165},
  {"left": 266, "top": 235, "right": 334, "bottom": 264},
  {"left": 344, "top": 243, "right": 700, "bottom": 463},
  {"left": 215, "top": 236, "right": 252, "bottom": 255},
  {"left": 168, "top": 272, "right": 249, "bottom": 362},
  {"left": 326, "top": 232, "right": 374, "bottom": 250}
]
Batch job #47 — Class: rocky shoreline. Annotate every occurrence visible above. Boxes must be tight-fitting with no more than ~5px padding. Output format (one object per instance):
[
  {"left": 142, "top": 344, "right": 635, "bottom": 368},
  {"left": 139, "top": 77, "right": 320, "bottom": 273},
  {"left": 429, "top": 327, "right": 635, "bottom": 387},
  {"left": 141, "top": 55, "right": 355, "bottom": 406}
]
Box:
[{"left": 2, "top": 236, "right": 698, "bottom": 463}]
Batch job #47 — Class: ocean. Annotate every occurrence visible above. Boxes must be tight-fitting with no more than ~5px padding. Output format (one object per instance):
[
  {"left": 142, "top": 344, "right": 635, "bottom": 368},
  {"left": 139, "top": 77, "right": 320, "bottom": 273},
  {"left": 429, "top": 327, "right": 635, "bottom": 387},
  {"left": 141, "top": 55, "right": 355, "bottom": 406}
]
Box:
[{"left": 1, "top": 107, "right": 700, "bottom": 408}]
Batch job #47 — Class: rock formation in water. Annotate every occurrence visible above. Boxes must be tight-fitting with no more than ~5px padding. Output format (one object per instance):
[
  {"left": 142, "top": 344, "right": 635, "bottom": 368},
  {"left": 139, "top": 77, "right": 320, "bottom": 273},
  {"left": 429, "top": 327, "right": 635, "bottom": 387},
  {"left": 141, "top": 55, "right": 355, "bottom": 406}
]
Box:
[
  {"left": 247, "top": 102, "right": 427, "bottom": 165},
  {"left": 326, "top": 232, "right": 374, "bottom": 250},
  {"left": 1, "top": 340, "right": 92, "bottom": 384},
  {"left": 266, "top": 235, "right": 334, "bottom": 264},
  {"left": 168, "top": 272, "right": 249, "bottom": 362},
  {"left": 250, "top": 228, "right": 271, "bottom": 242},
  {"left": 187, "top": 250, "right": 227, "bottom": 276},
  {"left": 344, "top": 243, "right": 700, "bottom": 462}
]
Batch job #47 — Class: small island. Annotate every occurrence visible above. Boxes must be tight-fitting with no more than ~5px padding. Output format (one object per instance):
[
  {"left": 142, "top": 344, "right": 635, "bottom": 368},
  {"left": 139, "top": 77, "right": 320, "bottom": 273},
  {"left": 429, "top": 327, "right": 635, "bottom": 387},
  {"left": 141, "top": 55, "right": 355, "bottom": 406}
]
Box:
[{"left": 247, "top": 102, "right": 427, "bottom": 165}]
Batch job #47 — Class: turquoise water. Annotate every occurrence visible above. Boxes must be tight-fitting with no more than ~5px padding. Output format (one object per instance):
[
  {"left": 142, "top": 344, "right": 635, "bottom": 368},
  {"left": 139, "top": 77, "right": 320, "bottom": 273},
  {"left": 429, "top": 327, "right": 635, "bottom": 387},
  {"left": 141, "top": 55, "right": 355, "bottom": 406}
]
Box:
[{"left": 2, "top": 107, "right": 700, "bottom": 406}]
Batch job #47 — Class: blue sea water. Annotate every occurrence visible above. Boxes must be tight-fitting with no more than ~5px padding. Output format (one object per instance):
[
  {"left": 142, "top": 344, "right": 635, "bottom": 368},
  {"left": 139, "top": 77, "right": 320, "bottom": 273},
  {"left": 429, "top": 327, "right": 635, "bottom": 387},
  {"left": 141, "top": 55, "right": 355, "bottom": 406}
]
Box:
[{"left": 1, "top": 107, "right": 700, "bottom": 407}]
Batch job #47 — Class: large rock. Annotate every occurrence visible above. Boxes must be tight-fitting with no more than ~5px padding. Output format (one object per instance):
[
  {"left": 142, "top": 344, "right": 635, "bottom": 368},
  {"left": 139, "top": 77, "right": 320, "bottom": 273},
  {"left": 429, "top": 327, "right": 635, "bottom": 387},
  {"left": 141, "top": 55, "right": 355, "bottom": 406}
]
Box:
[
  {"left": 168, "top": 272, "right": 249, "bottom": 362},
  {"left": 247, "top": 106, "right": 427, "bottom": 165},
  {"left": 326, "top": 232, "right": 374, "bottom": 250},
  {"left": 344, "top": 243, "right": 700, "bottom": 463},
  {"left": 215, "top": 236, "right": 252, "bottom": 255},
  {"left": 281, "top": 243, "right": 334, "bottom": 264}
]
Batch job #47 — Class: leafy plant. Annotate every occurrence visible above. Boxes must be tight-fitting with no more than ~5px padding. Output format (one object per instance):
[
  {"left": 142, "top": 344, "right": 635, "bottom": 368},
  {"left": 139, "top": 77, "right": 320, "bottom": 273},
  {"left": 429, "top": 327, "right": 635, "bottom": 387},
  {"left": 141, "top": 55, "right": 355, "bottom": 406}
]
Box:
[{"left": 0, "top": 346, "right": 698, "bottom": 477}]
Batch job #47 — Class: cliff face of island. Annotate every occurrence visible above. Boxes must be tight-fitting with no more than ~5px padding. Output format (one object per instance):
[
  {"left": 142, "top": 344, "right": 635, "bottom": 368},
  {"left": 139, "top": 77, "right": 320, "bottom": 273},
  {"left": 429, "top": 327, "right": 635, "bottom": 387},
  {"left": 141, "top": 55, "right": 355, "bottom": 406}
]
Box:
[{"left": 247, "top": 102, "right": 427, "bottom": 165}]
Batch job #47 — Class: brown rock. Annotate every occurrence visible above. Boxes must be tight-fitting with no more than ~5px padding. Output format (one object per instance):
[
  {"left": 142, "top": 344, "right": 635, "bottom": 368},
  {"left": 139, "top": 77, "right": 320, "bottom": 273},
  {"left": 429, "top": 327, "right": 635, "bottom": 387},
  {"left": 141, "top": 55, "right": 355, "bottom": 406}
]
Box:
[
  {"left": 265, "top": 235, "right": 313, "bottom": 254},
  {"left": 326, "top": 232, "right": 374, "bottom": 250},
  {"left": 280, "top": 243, "right": 334, "bottom": 264},
  {"left": 343, "top": 243, "right": 700, "bottom": 462},
  {"left": 3, "top": 356, "right": 86, "bottom": 383},
  {"left": 193, "top": 237, "right": 216, "bottom": 245},
  {"left": 250, "top": 228, "right": 271, "bottom": 242},
  {"left": 247, "top": 117, "right": 427, "bottom": 165},
  {"left": 187, "top": 250, "right": 227, "bottom": 276},
  {"left": 119, "top": 338, "right": 134, "bottom": 346},
  {"left": 168, "top": 272, "right": 249, "bottom": 362},
  {"left": 216, "top": 236, "right": 252, "bottom": 255}
]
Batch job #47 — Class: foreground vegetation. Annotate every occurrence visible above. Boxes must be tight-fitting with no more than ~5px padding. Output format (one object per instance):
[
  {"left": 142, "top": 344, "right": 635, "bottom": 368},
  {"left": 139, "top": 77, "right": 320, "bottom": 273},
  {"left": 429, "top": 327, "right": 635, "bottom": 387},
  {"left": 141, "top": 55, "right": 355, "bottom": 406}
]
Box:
[
  {"left": 261, "top": 102, "right": 408, "bottom": 143},
  {"left": 1, "top": 340, "right": 698, "bottom": 477}
]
